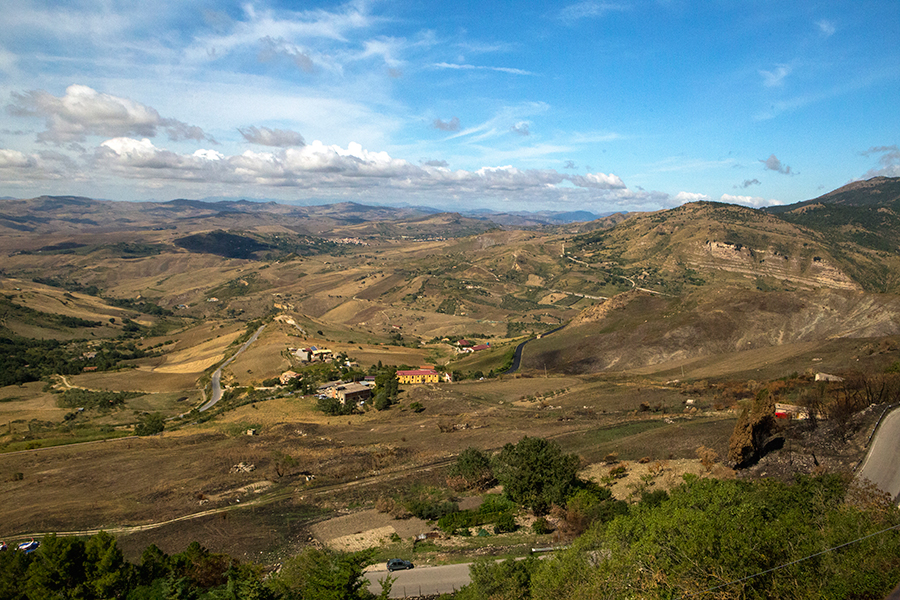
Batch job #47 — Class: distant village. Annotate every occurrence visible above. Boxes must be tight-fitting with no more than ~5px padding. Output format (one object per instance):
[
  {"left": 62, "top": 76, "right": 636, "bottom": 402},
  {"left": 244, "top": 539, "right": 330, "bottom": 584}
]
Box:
[{"left": 278, "top": 338, "right": 490, "bottom": 407}]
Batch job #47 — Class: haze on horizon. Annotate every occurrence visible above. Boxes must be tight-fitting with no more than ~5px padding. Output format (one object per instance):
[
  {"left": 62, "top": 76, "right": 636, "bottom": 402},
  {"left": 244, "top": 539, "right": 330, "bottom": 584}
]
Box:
[{"left": 0, "top": 0, "right": 897, "bottom": 213}]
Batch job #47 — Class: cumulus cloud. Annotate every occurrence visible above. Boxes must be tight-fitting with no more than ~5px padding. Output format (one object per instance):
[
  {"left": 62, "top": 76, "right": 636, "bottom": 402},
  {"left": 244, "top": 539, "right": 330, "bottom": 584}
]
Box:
[
  {"left": 861, "top": 145, "right": 900, "bottom": 178},
  {"left": 423, "top": 159, "right": 449, "bottom": 167},
  {"left": 760, "top": 154, "right": 793, "bottom": 175},
  {"left": 510, "top": 121, "right": 530, "bottom": 136},
  {"left": 736, "top": 178, "right": 761, "bottom": 189},
  {"left": 563, "top": 160, "right": 576, "bottom": 169},
  {"left": 7, "top": 85, "right": 214, "bottom": 144},
  {"left": 759, "top": 65, "right": 791, "bottom": 87},
  {"left": 0, "top": 147, "right": 73, "bottom": 181},
  {"left": 433, "top": 117, "right": 461, "bottom": 132},
  {"left": 569, "top": 172, "right": 626, "bottom": 189},
  {"left": 720, "top": 193, "right": 781, "bottom": 208},
  {"left": 239, "top": 126, "right": 306, "bottom": 147},
  {"left": 91, "top": 137, "right": 638, "bottom": 205},
  {"left": 674, "top": 191, "right": 711, "bottom": 203}
]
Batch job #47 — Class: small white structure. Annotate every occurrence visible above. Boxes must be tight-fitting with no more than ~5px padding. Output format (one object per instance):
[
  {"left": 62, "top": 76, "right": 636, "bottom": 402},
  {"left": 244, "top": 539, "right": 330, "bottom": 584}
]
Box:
[{"left": 815, "top": 372, "right": 844, "bottom": 382}]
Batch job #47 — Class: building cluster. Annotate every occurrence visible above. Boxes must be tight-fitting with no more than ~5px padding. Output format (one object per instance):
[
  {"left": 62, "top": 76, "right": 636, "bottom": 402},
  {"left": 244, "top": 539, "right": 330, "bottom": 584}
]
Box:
[
  {"left": 455, "top": 339, "right": 490, "bottom": 354},
  {"left": 290, "top": 346, "right": 334, "bottom": 362}
]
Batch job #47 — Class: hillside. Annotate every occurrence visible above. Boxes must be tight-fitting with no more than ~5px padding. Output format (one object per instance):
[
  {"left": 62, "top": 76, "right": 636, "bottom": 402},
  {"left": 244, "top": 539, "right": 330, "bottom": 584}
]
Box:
[
  {"left": 523, "top": 287, "right": 900, "bottom": 375},
  {"left": 763, "top": 176, "right": 900, "bottom": 292},
  {"left": 521, "top": 178, "right": 900, "bottom": 375},
  {"left": 569, "top": 201, "right": 859, "bottom": 293}
]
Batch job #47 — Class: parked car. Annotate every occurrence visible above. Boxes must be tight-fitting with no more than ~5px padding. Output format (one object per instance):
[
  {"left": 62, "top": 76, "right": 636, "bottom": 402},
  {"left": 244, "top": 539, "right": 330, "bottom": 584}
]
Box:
[
  {"left": 17, "top": 539, "right": 39, "bottom": 553},
  {"left": 386, "top": 558, "right": 414, "bottom": 572}
]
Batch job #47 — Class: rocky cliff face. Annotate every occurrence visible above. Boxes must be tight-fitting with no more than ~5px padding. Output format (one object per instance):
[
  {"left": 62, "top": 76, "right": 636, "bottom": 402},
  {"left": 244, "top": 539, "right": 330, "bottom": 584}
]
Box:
[{"left": 692, "top": 240, "right": 860, "bottom": 291}]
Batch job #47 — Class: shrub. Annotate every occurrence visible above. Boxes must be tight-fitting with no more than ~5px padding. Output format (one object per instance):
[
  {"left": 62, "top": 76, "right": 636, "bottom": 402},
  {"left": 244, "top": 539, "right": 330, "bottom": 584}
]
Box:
[
  {"left": 531, "top": 517, "right": 551, "bottom": 534},
  {"left": 493, "top": 512, "right": 517, "bottom": 534},
  {"left": 135, "top": 413, "right": 165, "bottom": 436}
]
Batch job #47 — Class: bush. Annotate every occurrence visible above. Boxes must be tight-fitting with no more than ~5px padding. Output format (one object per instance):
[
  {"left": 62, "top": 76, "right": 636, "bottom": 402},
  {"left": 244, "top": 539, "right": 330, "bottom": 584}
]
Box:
[
  {"left": 448, "top": 447, "right": 495, "bottom": 491},
  {"left": 531, "top": 517, "right": 551, "bottom": 534},
  {"left": 493, "top": 513, "right": 517, "bottom": 534},
  {"left": 134, "top": 413, "right": 165, "bottom": 436}
]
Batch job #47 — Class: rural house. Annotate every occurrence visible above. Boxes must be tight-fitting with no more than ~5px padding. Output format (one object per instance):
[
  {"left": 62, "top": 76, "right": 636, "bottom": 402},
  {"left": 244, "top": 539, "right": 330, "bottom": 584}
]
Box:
[
  {"left": 397, "top": 369, "right": 440, "bottom": 384},
  {"left": 335, "top": 382, "right": 371, "bottom": 405}
]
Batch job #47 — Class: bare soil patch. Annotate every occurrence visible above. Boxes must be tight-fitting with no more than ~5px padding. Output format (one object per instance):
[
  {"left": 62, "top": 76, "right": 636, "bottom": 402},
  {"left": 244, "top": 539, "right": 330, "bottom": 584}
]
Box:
[
  {"left": 580, "top": 458, "right": 735, "bottom": 501},
  {"left": 310, "top": 509, "right": 428, "bottom": 552}
]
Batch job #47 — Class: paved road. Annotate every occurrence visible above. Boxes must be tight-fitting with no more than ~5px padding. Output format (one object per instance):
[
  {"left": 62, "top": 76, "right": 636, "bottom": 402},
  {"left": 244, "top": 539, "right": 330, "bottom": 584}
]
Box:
[
  {"left": 365, "top": 563, "right": 472, "bottom": 598},
  {"left": 856, "top": 405, "right": 900, "bottom": 504},
  {"left": 504, "top": 325, "right": 566, "bottom": 374},
  {"left": 199, "top": 324, "right": 266, "bottom": 412}
]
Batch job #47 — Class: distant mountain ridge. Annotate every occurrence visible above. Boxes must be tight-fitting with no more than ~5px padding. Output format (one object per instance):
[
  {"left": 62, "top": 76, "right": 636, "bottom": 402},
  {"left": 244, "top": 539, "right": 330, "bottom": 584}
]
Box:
[{"left": 765, "top": 176, "right": 900, "bottom": 213}]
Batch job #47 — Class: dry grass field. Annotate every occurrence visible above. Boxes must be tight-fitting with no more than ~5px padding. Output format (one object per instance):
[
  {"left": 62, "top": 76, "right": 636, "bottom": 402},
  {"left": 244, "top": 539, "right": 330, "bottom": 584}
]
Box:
[{"left": 3, "top": 194, "right": 899, "bottom": 569}]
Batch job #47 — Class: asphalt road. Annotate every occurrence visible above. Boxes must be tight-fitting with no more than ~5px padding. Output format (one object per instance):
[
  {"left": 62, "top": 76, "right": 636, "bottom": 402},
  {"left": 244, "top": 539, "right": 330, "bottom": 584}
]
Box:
[
  {"left": 503, "top": 324, "right": 566, "bottom": 375},
  {"left": 365, "top": 562, "right": 472, "bottom": 598},
  {"left": 199, "top": 324, "right": 266, "bottom": 412},
  {"left": 856, "top": 405, "right": 900, "bottom": 504}
]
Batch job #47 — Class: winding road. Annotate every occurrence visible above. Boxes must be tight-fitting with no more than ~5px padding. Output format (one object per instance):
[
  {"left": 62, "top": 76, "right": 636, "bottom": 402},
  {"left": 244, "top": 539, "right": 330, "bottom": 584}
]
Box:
[
  {"left": 199, "top": 324, "right": 266, "bottom": 412},
  {"left": 856, "top": 405, "right": 900, "bottom": 504},
  {"left": 504, "top": 325, "right": 567, "bottom": 374}
]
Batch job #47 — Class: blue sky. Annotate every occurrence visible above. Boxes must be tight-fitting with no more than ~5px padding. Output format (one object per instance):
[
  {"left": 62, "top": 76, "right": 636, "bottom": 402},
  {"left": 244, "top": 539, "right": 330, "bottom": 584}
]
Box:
[{"left": 0, "top": 1, "right": 898, "bottom": 212}]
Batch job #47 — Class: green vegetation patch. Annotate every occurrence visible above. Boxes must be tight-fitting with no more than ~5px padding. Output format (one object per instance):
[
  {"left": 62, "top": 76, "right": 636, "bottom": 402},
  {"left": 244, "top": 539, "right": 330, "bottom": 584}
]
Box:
[{"left": 57, "top": 388, "right": 144, "bottom": 410}]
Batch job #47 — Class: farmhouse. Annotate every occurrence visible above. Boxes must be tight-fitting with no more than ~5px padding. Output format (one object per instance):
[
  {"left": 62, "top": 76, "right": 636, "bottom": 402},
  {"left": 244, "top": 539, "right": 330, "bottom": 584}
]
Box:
[
  {"left": 397, "top": 369, "right": 440, "bottom": 384},
  {"left": 396, "top": 369, "right": 453, "bottom": 384},
  {"left": 279, "top": 370, "right": 301, "bottom": 385},
  {"left": 295, "top": 346, "right": 333, "bottom": 362},
  {"left": 334, "top": 382, "right": 371, "bottom": 405}
]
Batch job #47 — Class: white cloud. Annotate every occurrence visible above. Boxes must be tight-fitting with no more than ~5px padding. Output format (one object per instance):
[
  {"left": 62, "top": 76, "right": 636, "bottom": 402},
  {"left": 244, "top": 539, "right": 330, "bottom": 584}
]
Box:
[
  {"left": 90, "top": 137, "right": 638, "bottom": 205},
  {"left": 674, "top": 191, "right": 711, "bottom": 203},
  {"left": 432, "top": 62, "right": 534, "bottom": 76},
  {"left": 0, "top": 147, "right": 72, "bottom": 181},
  {"left": 8, "top": 85, "right": 213, "bottom": 144},
  {"left": 759, "top": 64, "right": 792, "bottom": 87},
  {"left": 816, "top": 19, "right": 836, "bottom": 37},
  {"left": 570, "top": 172, "right": 626, "bottom": 189},
  {"left": 861, "top": 145, "right": 900, "bottom": 178},
  {"left": 720, "top": 193, "right": 781, "bottom": 208}
]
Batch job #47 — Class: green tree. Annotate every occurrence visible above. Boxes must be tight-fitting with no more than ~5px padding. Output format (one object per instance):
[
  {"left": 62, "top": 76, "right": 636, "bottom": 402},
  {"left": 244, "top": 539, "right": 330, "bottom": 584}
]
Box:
[
  {"left": 373, "top": 367, "right": 399, "bottom": 410},
  {"left": 493, "top": 437, "right": 581, "bottom": 514},
  {"left": 84, "top": 531, "right": 130, "bottom": 598},
  {"left": 456, "top": 556, "right": 539, "bottom": 600},
  {"left": 135, "top": 412, "right": 165, "bottom": 436},
  {"left": 448, "top": 447, "right": 496, "bottom": 491},
  {"left": 267, "top": 548, "right": 379, "bottom": 600},
  {"left": 24, "top": 534, "right": 89, "bottom": 599},
  {"left": 0, "top": 546, "right": 32, "bottom": 600},
  {"left": 531, "top": 474, "right": 900, "bottom": 600}
]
